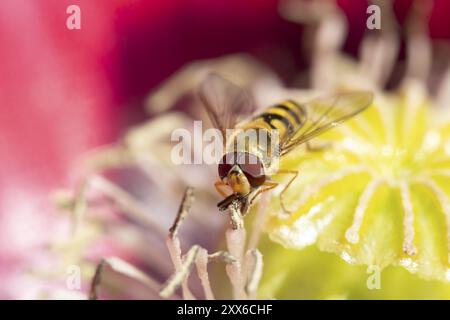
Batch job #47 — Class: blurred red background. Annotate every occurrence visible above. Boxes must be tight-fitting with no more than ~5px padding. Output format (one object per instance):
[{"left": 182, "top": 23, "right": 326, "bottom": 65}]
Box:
[{"left": 0, "top": 0, "right": 449, "bottom": 298}]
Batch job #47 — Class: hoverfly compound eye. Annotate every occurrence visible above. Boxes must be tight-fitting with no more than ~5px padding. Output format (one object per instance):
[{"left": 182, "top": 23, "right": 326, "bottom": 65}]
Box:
[
  {"left": 237, "top": 152, "right": 266, "bottom": 187},
  {"left": 218, "top": 163, "right": 232, "bottom": 180},
  {"left": 218, "top": 153, "right": 235, "bottom": 179}
]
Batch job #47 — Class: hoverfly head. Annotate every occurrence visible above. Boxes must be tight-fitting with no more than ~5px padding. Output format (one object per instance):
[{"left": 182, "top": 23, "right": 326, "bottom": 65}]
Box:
[{"left": 218, "top": 152, "right": 266, "bottom": 192}]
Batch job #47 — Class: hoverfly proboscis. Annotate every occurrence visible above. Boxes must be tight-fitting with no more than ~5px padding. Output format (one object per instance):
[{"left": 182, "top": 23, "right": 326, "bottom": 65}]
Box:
[{"left": 198, "top": 73, "right": 373, "bottom": 215}]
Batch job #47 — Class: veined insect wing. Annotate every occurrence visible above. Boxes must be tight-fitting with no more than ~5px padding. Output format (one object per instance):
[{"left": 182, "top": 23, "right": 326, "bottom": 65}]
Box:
[
  {"left": 198, "top": 73, "right": 256, "bottom": 139},
  {"left": 282, "top": 91, "right": 373, "bottom": 155}
]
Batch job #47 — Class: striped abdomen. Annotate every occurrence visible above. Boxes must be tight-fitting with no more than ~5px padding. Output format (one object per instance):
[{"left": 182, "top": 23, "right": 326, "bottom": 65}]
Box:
[{"left": 245, "top": 100, "right": 307, "bottom": 142}]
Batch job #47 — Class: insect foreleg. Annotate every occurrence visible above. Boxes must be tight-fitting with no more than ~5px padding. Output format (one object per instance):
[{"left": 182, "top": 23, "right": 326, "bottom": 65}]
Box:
[
  {"left": 214, "top": 180, "right": 231, "bottom": 198},
  {"left": 248, "top": 181, "right": 278, "bottom": 208}
]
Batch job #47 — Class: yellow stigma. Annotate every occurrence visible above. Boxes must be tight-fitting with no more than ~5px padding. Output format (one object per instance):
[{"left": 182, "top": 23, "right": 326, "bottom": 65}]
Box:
[{"left": 266, "top": 81, "right": 450, "bottom": 281}]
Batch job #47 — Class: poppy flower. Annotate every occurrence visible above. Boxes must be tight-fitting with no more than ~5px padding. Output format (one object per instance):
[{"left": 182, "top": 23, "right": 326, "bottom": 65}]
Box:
[{"left": 2, "top": 0, "right": 450, "bottom": 299}]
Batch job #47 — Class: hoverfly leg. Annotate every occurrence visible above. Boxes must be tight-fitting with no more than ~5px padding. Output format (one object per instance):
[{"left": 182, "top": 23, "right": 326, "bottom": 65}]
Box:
[
  {"left": 248, "top": 181, "right": 278, "bottom": 208},
  {"left": 306, "top": 141, "right": 331, "bottom": 152},
  {"left": 214, "top": 180, "right": 232, "bottom": 198},
  {"left": 276, "top": 169, "right": 299, "bottom": 214}
]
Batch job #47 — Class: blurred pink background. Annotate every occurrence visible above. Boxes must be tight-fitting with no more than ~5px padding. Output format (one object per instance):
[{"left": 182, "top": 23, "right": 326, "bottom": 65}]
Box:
[{"left": 0, "top": 0, "right": 449, "bottom": 298}]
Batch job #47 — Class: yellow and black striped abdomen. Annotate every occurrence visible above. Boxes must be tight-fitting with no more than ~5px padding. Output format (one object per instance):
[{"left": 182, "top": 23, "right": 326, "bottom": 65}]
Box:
[{"left": 245, "top": 100, "right": 307, "bottom": 142}]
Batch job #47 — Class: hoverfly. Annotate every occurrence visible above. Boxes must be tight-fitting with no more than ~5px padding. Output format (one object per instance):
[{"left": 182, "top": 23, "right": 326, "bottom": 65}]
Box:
[{"left": 198, "top": 73, "right": 373, "bottom": 214}]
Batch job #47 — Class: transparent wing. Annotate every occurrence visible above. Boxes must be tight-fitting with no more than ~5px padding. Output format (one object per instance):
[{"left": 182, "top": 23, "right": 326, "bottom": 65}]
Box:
[
  {"left": 281, "top": 91, "right": 374, "bottom": 156},
  {"left": 198, "top": 73, "right": 256, "bottom": 138}
]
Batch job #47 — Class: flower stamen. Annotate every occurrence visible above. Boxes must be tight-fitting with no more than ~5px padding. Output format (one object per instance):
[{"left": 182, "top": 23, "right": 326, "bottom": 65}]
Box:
[{"left": 345, "top": 179, "right": 383, "bottom": 244}]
